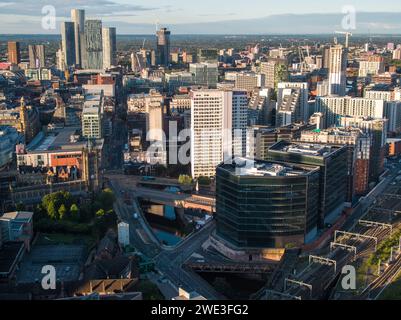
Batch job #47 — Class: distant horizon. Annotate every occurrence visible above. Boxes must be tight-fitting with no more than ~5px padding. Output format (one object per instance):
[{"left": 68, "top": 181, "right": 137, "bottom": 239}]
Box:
[
  {"left": 2, "top": 6, "right": 401, "bottom": 34},
  {"left": 2, "top": 33, "right": 401, "bottom": 36}
]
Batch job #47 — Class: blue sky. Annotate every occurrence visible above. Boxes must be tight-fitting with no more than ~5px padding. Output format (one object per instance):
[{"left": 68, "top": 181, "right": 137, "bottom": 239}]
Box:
[{"left": 1, "top": 0, "right": 401, "bottom": 33}]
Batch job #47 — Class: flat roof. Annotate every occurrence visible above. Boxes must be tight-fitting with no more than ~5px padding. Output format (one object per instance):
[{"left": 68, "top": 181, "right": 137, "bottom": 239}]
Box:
[
  {"left": 26, "top": 127, "right": 103, "bottom": 153},
  {"left": 17, "top": 244, "right": 86, "bottom": 284},
  {"left": 270, "top": 141, "right": 342, "bottom": 157},
  {"left": 219, "top": 157, "right": 318, "bottom": 177},
  {"left": 0, "top": 211, "right": 33, "bottom": 221},
  {"left": 0, "top": 242, "right": 25, "bottom": 276},
  {"left": 28, "top": 127, "right": 81, "bottom": 151}
]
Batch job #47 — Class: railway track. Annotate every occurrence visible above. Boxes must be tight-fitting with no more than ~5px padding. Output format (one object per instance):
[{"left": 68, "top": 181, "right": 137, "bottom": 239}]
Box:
[{"left": 359, "top": 255, "right": 401, "bottom": 300}]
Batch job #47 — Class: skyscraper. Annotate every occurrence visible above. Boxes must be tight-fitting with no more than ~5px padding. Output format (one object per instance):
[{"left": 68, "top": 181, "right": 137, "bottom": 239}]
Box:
[
  {"left": 322, "top": 46, "right": 331, "bottom": 69},
  {"left": 145, "top": 91, "right": 166, "bottom": 165},
  {"left": 61, "top": 22, "right": 76, "bottom": 67},
  {"left": 7, "top": 41, "right": 21, "bottom": 65},
  {"left": 83, "top": 20, "right": 103, "bottom": 69},
  {"left": 328, "top": 45, "right": 347, "bottom": 96},
  {"left": 190, "top": 89, "right": 232, "bottom": 178},
  {"left": 102, "top": 27, "right": 117, "bottom": 69},
  {"left": 190, "top": 89, "right": 246, "bottom": 178},
  {"left": 28, "top": 45, "right": 46, "bottom": 69},
  {"left": 156, "top": 27, "right": 171, "bottom": 67},
  {"left": 232, "top": 91, "right": 248, "bottom": 158},
  {"left": 71, "top": 9, "right": 85, "bottom": 67}
]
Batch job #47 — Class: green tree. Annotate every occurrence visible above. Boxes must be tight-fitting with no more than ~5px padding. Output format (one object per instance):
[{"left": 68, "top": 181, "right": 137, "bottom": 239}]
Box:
[
  {"left": 97, "top": 188, "right": 115, "bottom": 211},
  {"left": 47, "top": 201, "right": 57, "bottom": 220},
  {"left": 197, "top": 176, "right": 211, "bottom": 186},
  {"left": 70, "top": 204, "right": 80, "bottom": 221},
  {"left": 42, "top": 191, "right": 73, "bottom": 219},
  {"left": 178, "top": 175, "right": 193, "bottom": 185},
  {"left": 96, "top": 209, "right": 105, "bottom": 217},
  {"left": 58, "top": 204, "right": 67, "bottom": 220}
]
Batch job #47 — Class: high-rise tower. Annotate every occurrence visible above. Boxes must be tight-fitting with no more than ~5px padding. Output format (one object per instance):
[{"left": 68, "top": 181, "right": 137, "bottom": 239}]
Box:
[
  {"left": 156, "top": 27, "right": 171, "bottom": 67},
  {"left": 328, "top": 45, "right": 347, "bottom": 96},
  {"left": 102, "top": 27, "right": 117, "bottom": 69},
  {"left": 61, "top": 22, "right": 76, "bottom": 67},
  {"left": 71, "top": 9, "right": 85, "bottom": 67},
  {"left": 83, "top": 20, "right": 103, "bottom": 69},
  {"left": 7, "top": 41, "right": 21, "bottom": 65}
]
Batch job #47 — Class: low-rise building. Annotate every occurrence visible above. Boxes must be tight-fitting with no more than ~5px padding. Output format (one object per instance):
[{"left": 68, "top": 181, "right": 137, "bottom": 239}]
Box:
[
  {"left": 0, "top": 126, "right": 22, "bottom": 171},
  {"left": 16, "top": 126, "right": 104, "bottom": 196},
  {"left": 0, "top": 211, "right": 33, "bottom": 250}
]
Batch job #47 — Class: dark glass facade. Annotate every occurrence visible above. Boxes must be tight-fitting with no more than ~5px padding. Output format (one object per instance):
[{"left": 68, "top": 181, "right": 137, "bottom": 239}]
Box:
[
  {"left": 267, "top": 141, "right": 348, "bottom": 227},
  {"left": 216, "top": 160, "right": 320, "bottom": 249}
]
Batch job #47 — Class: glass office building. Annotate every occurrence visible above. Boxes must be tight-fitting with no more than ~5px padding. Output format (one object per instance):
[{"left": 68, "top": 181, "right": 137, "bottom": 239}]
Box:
[
  {"left": 267, "top": 141, "right": 348, "bottom": 227},
  {"left": 61, "top": 22, "right": 76, "bottom": 67},
  {"left": 216, "top": 158, "right": 320, "bottom": 249},
  {"left": 83, "top": 20, "right": 103, "bottom": 69}
]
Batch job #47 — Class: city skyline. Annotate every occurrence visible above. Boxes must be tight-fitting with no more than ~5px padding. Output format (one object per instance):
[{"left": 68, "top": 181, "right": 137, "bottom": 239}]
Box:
[{"left": 2, "top": 0, "right": 401, "bottom": 306}]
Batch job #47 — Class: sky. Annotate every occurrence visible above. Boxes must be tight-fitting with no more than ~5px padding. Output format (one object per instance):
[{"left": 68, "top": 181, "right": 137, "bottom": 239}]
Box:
[{"left": 1, "top": 0, "right": 401, "bottom": 34}]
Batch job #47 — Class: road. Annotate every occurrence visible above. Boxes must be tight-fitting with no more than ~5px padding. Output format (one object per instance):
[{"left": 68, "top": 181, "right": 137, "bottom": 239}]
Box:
[
  {"left": 134, "top": 187, "right": 215, "bottom": 208},
  {"left": 105, "top": 173, "right": 215, "bottom": 207},
  {"left": 155, "top": 220, "right": 226, "bottom": 300},
  {"left": 110, "top": 178, "right": 161, "bottom": 259},
  {"left": 108, "top": 176, "right": 222, "bottom": 299}
]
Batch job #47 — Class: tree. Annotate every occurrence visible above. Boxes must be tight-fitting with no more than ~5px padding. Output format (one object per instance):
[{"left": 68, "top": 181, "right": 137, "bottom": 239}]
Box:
[
  {"left": 96, "top": 209, "right": 105, "bottom": 217},
  {"left": 58, "top": 204, "right": 67, "bottom": 220},
  {"left": 42, "top": 191, "right": 73, "bottom": 219},
  {"left": 178, "top": 175, "right": 193, "bottom": 185},
  {"left": 197, "top": 176, "right": 212, "bottom": 186},
  {"left": 70, "top": 204, "right": 80, "bottom": 221},
  {"left": 97, "top": 189, "right": 115, "bottom": 211},
  {"left": 47, "top": 201, "right": 57, "bottom": 220}
]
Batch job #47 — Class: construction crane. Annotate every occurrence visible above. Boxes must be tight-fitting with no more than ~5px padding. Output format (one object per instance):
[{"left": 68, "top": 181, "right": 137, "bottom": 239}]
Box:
[
  {"left": 298, "top": 46, "right": 310, "bottom": 73},
  {"left": 335, "top": 31, "right": 353, "bottom": 48}
]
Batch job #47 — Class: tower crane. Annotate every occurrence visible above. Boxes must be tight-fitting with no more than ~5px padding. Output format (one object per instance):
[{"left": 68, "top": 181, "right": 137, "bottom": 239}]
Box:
[{"left": 335, "top": 31, "right": 353, "bottom": 48}]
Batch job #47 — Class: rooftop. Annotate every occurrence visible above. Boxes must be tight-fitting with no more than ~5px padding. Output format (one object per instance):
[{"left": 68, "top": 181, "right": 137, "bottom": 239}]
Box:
[
  {"left": 219, "top": 157, "right": 318, "bottom": 177},
  {"left": 25, "top": 126, "right": 103, "bottom": 153},
  {"left": 0, "top": 242, "right": 25, "bottom": 276},
  {"left": 303, "top": 127, "right": 363, "bottom": 137},
  {"left": 270, "top": 141, "right": 342, "bottom": 157},
  {"left": 0, "top": 211, "right": 33, "bottom": 221}
]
